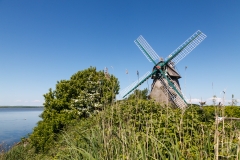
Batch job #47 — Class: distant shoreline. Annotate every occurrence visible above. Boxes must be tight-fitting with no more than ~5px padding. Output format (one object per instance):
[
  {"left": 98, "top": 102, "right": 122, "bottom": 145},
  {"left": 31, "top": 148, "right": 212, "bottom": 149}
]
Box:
[{"left": 0, "top": 106, "right": 44, "bottom": 108}]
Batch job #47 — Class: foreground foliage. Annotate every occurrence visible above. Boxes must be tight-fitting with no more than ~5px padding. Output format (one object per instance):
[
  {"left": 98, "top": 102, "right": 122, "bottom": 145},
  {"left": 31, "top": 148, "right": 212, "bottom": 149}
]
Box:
[
  {"left": 29, "top": 67, "right": 119, "bottom": 152},
  {"left": 2, "top": 101, "right": 240, "bottom": 159},
  {"left": 54, "top": 102, "right": 240, "bottom": 159}
]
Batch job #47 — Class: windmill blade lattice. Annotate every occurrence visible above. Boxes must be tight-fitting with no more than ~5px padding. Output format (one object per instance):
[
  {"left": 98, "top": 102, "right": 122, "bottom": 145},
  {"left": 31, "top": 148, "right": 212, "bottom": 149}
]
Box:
[
  {"left": 135, "top": 35, "right": 160, "bottom": 64},
  {"left": 121, "top": 30, "right": 206, "bottom": 109},
  {"left": 120, "top": 71, "right": 153, "bottom": 98},
  {"left": 166, "top": 30, "right": 207, "bottom": 67},
  {"left": 159, "top": 77, "right": 187, "bottom": 109}
]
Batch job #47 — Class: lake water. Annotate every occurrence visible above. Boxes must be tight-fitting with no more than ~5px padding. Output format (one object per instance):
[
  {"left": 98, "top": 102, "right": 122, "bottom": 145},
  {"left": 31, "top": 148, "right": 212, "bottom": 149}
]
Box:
[{"left": 0, "top": 107, "right": 43, "bottom": 150}]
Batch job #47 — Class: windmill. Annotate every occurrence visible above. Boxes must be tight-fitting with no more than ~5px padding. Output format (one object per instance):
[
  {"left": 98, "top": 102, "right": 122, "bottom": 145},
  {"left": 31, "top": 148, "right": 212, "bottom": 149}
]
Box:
[{"left": 120, "top": 30, "right": 207, "bottom": 109}]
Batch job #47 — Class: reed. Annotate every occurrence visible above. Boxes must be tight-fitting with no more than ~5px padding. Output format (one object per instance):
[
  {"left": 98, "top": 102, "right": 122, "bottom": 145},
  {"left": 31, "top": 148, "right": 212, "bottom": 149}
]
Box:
[
  {"left": 2, "top": 100, "right": 240, "bottom": 159},
  {"left": 54, "top": 100, "right": 240, "bottom": 159}
]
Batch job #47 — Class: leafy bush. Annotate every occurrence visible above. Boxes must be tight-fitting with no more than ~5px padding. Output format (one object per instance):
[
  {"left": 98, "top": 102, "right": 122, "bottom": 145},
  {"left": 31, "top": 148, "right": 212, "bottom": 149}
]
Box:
[
  {"left": 30, "top": 67, "right": 119, "bottom": 152},
  {"left": 127, "top": 88, "right": 149, "bottom": 100},
  {"left": 201, "top": 105, "right": 240, "bottom": 120},
  {"left": 225, "top": 106, "right": 240, "bottom": 117}
]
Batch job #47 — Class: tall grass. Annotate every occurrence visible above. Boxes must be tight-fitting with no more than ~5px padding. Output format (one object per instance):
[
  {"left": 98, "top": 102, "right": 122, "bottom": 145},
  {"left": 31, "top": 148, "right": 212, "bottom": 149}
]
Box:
[
  {"left": 1, "top": 101, "right": 240, "bottom": 159},
  {"left": 54, "top": 100, "right": 240, "bottom": 160}
]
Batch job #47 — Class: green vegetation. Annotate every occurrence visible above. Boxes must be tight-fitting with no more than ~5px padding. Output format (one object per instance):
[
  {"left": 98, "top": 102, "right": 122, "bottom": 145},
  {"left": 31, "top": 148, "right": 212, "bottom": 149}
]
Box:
[
  {"left": 29, "top": 66, "right": 119, "bottom": 153},
  {"left": 1, "top": 67, "right": 240, "bottom": 159},
  {"left": 127, "top": 88, "right": 149, "bottom": 100}
]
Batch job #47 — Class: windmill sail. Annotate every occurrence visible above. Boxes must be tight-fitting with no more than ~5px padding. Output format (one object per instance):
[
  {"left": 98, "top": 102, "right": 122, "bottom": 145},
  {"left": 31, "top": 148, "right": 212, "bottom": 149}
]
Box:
[
  {"left": 121, "top": 30, "right": 206, "bottom": 109},
  {"left": 134, "top": 35, "right": 160, "bottom": 64},
  {"left": 165, "top": 30, "right": 207, "bottom": 67},
  {"left": 158, "top": 77, "right": 187, "bottom": 109},
  {"left": 120, "top": 71, "right": 155, "bottom": 98}
]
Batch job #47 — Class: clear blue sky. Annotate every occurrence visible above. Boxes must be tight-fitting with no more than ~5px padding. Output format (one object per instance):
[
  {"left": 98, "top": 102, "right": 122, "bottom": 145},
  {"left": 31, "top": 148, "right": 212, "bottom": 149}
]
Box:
[{"left": 0, "top": 0, "right": 239, "bottom": 106}]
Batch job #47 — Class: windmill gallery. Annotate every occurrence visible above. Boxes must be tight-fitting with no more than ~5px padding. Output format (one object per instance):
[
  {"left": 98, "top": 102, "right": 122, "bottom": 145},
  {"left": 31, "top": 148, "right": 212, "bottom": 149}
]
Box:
[{"left": 120, "top": 30, "right": 207, "bottom": 109}]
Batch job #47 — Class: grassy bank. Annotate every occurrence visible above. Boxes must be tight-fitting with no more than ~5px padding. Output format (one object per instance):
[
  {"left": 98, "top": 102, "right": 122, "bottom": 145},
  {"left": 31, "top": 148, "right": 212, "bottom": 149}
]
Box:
[{"left": 1, "top": 100, "right": 240, "bottom": 159}]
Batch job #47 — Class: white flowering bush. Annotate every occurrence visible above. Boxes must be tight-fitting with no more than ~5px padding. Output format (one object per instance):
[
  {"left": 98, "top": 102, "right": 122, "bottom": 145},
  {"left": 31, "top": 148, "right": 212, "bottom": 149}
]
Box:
[
  {"left": 67, "top": 67, "right": 119, "bottom": 117},
  {"left": 30, "top": 66, "right": 119, "bottom": 152}
]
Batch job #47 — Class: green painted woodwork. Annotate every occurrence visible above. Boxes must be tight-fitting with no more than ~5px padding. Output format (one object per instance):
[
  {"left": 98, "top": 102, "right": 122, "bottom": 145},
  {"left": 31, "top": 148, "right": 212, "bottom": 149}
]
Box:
[
  {"left": 159, "top": 69, "right": 188, "bottom": 105},
  {"left": 135, "top": 40, "right": 157, "bottom": 65},
  {"left": 123, "top": 70, "right": 157, "bottom": 98},
  {"left": 162, "top": 31, "right": 202, "bottom": 67}
]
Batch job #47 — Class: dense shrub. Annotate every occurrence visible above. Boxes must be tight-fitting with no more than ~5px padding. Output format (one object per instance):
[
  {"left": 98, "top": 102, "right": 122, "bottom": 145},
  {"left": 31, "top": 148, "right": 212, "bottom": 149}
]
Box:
[
  {"left": 30, "top": 67, "right": 119, "bottom": 152},
  {"left": 201, "top": 105, "right": 240, "bottom": 119},
  {"left": 127, "top": 88, "right": 149, "bottom": 100}
]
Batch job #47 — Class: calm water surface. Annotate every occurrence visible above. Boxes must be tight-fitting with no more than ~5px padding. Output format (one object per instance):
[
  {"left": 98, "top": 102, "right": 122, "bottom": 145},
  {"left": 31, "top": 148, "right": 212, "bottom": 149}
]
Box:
[{"left": 0, "top": 107, "right": 43, "bottom": 149}]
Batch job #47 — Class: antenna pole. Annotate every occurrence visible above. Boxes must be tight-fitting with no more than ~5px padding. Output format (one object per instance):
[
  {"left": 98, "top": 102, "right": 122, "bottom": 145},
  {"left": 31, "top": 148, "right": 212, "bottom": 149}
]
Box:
[
  {"left": 185, "top": 66, "right": 187, "bottom": 98},
  {"left": 137, "top": 70, "right": 139, "bottom": 99}
]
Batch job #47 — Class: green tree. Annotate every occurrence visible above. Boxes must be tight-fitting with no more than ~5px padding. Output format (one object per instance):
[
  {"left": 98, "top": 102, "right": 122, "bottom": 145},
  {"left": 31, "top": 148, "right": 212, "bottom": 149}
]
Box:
[
  {"left": 127, "top": 88, "right": 149, "bottom": 100},
  {"left": 30, "top": 66, "right": 119, "bottom": 152}
]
